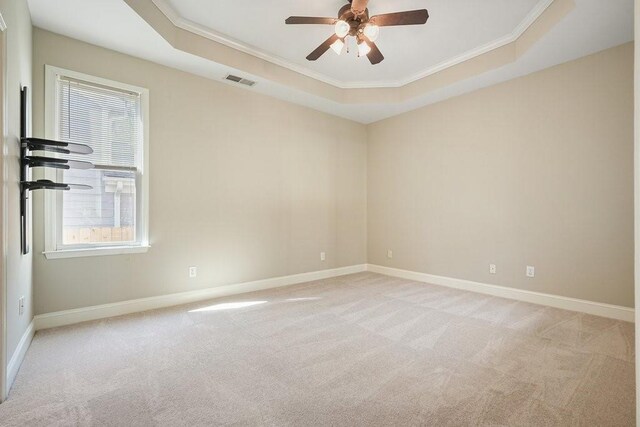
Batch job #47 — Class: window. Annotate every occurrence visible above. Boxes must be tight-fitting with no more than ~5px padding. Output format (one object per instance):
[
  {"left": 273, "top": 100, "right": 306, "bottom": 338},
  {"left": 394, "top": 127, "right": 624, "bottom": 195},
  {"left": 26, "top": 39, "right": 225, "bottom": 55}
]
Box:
[{"left": 44, "top": 66, "right": 149, "bottom": 259}]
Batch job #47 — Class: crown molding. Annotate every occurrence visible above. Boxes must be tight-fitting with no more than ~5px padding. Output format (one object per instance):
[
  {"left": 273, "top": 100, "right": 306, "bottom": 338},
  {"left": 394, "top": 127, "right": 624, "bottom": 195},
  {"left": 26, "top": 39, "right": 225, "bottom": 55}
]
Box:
[
  {"left": 401, "top": 0, "right": 555, "bottom": 85},
  {"left": 150, "top": 0, "right": 347, "bottom": 89},
  {"left": 151, "top": 0, "right": 555, "bottom": 89}
]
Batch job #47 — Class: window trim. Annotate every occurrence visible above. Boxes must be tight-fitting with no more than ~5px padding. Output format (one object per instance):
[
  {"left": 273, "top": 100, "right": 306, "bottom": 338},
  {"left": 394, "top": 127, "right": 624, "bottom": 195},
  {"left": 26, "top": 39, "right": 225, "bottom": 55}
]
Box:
[{"left": 43, "top": 65, "right": 150, "bottom": 259}]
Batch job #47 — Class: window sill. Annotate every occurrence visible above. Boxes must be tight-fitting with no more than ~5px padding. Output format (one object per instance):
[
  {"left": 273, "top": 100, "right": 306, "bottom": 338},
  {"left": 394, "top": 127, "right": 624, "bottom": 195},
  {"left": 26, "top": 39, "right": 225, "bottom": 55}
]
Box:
[{"left": 43, "top": 245, "right": 150, "bottom": 260}]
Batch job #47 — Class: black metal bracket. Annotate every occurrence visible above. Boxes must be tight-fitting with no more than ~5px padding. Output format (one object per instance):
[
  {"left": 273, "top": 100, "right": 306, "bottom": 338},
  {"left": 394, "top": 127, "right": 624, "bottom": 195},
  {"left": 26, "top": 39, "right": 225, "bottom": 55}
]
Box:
[
  {"left": 19, "top": 86, "right": 95, "bottom": 255},
  {"left": 23, "top": 155, "right": 94, "bottom": 170}
]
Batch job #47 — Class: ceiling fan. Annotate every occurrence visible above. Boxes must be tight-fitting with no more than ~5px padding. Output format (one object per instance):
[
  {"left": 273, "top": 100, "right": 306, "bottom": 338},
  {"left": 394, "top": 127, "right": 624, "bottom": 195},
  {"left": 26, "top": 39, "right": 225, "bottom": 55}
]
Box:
[{"left": 285, "top": 0, "right": 429, "bottom": 65}]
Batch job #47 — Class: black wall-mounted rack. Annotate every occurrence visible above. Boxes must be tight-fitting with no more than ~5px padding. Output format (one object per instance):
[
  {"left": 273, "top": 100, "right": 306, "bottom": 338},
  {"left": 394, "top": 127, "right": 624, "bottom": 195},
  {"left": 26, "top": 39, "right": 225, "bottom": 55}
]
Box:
[{"left": 20, "top": 86, "right": 94, "bottom": 254}]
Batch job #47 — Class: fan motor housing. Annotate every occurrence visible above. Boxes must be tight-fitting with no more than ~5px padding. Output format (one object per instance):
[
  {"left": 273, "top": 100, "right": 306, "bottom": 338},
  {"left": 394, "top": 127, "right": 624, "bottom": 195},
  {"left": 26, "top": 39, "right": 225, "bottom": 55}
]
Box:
[{"left": 338, "top": 4, "right": 369, "bottom": 37}]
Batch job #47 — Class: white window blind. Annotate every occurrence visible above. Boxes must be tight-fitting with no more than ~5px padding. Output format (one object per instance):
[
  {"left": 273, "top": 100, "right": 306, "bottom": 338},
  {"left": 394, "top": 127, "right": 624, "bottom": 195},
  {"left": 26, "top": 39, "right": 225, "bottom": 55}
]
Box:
[
  {"left": 53, "top": 73, "right": 144, "bottom": 248},
  {"left": 57, "top": 75, "right": 142, "bottom": 170}
]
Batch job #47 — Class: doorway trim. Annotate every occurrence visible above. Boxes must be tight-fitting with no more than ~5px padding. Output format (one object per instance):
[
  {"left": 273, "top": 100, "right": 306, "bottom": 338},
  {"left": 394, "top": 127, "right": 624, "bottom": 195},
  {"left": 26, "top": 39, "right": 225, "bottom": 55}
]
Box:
[
  {"left": 0, "top": 11, "right": 7, "bottom": 402},
  {"left": 634, "top": 0, "right": 639, "bottom": 420}
]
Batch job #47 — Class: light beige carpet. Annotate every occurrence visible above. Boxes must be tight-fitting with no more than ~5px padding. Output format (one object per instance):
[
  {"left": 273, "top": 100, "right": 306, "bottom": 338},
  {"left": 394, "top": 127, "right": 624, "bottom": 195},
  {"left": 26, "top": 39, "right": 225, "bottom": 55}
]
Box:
[{"left": 0, "top": 272, "right": 635, "bottom": 426}]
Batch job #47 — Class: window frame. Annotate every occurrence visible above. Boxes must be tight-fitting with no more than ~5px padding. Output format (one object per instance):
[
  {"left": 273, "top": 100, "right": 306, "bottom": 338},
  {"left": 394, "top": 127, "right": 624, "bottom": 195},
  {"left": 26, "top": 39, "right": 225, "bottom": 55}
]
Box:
[{"left": 43, "top": 65, "right": 150, "bottom": 259}]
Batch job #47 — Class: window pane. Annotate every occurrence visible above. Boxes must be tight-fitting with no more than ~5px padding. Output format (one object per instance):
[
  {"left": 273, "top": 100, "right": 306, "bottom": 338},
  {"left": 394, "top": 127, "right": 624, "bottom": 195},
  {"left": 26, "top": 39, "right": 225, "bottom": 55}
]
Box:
[
  {"left": 54, "top": 72, "right": 144, "bottom": 249},
  {"left": 62, "top": 169, "right": 137, "bottom": 245}
]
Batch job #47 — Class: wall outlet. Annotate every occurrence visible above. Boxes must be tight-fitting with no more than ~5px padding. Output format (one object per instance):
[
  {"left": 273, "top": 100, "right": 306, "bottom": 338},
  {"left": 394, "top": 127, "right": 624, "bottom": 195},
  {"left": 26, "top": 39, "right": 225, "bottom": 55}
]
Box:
[
  {"left": 387, "top": 250, "right": 393, "bottom": 259},
  {"left": 489, "top": 264, "right": 496, "bottom": 274},
  {"left": 320, "top": 252, "right": 326, "bottom": 261},
  {"left": 189, "top": 266, "right": 197, "bottom": 278},
  {"left": 18, "top": 296, "right": 24, "bottom": 316},
  {"left": 526, "top": 266, "right": 535, "bottom": 278}
]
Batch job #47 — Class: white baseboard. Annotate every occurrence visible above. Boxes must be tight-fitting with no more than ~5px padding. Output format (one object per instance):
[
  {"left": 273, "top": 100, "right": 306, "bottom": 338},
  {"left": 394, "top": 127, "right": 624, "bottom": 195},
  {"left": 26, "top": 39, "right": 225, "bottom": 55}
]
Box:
[
  {"left": 367, "top": 264, "right": 635, "bottom": 322},
  {"left": 33, "top": 262, "right": 633, "bottom": 331},
  {"left": 6, "top": 320, "right": 35, "bottom": 393},
  {"left": 34, "top": 264, "right": 367, "bottom": 330}
]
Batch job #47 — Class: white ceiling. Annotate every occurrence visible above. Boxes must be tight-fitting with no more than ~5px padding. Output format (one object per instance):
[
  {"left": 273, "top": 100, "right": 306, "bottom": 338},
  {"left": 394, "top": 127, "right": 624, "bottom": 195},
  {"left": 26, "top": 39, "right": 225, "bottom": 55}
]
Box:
[
  {"left": 27, "top": 0, "right": 634, "bottom": 123},
  {"left": 160, "top": 0, "right": 541, "bottom": 87}
]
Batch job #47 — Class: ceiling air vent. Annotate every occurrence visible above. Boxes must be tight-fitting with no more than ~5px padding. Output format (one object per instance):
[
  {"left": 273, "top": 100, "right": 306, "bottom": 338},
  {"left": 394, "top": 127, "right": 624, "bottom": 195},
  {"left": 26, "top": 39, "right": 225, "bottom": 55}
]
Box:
[{"left": 224, "top": 74, "right": 256, "bottom": 87}]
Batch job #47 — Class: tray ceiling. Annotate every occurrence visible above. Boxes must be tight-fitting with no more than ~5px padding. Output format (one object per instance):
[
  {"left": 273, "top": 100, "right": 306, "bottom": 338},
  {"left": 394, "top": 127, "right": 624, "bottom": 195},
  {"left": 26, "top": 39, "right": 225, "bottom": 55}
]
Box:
[
  {"left": 27, "top": 0, "right": 634, "bottom": 123},
  {"left": 157, "top": 0, "right": 545, "bottom": 87}
]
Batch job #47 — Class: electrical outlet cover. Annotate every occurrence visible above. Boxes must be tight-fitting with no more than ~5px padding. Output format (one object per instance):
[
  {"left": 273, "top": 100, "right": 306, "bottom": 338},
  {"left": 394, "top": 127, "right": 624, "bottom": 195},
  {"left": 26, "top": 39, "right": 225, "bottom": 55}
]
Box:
[{"left": 526, "top": 266, "right": 535, "bottom": 278}]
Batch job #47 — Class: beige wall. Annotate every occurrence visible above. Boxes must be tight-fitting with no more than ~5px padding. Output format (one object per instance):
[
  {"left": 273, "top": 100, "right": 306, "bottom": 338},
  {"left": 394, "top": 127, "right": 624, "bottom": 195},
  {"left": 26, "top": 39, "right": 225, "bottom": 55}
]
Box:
[
  {"left": 368, "top": 43, "right": 634, "bottom": 307},
  {"left": 31, "top": 29, "right": 367, "bottom": 315},
  {"left": 30, "top": 29, "right": 633, "bottom": 314},
  {"left": 1, "top": 0, "right": 33, "bottom": 396}
]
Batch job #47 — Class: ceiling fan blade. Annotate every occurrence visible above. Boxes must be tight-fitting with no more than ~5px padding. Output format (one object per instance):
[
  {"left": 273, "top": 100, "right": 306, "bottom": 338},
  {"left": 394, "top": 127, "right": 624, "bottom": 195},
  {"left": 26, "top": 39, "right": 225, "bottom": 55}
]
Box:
[
  {"left": 370, "top": 9, "right": 429, "bottom": 27},
  {"left": 285, "top": 16, "right": 338, "bottom": 25},
  {"left": 366, "top": 42, "right": 384, "bottom": 65},
  {"left": 351, "top": 0, "right": 370, "bottom": 16},
  {"left": 306, "top": 34, "right": 340, "bottom": 61}
]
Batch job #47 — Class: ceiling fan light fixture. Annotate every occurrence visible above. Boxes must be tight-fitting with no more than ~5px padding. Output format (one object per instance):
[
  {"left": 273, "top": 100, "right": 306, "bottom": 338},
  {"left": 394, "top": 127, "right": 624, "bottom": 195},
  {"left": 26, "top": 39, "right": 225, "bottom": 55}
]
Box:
[
  {"left": 330, "top": 38, "right": 345, "bottom": 55},
  {"left": 334, "top": 20, "right": 350, "bottom": 38},
  {"left": 357, "top": 40, "right": 371, "bottom": 57},
  {"left": 285, "top": 2, "right": 429, "bottom": 65},
  {"left": 363, "top": 24, "right": 380, "bottom": 42}
]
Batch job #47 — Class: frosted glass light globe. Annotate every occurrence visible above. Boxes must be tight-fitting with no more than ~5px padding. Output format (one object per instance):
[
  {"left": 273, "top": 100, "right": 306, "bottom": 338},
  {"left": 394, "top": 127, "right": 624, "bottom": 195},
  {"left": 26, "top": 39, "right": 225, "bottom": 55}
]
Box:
[
  {"left": 363, "top": 24, "right": 379, "bottom": 42},
  {"left": 330, "top": 39, "right": 345, "bottom": 55},
  {"left": 334, "top": 20, "right": 350, "bottom": 38},
  {"left": 358, "top": 41, "right": 371, "bottom": 57}
]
